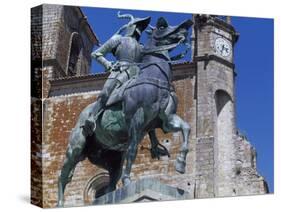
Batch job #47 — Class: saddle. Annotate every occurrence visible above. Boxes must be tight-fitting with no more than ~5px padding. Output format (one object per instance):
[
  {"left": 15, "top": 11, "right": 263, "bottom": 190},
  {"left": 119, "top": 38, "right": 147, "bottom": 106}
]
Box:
[{"left": 106, "top": 78, "right": 136, "bottom": 107}]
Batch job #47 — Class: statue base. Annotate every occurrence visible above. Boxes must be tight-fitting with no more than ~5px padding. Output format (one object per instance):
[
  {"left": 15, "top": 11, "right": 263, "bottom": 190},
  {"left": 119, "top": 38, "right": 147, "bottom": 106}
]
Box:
[{"left": 93, "top": 178, "right": 192, "bottom": 204}]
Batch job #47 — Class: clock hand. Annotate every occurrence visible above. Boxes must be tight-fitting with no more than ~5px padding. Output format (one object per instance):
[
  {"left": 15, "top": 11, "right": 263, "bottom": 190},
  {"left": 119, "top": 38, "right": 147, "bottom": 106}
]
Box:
[{"left": 220, "top": 44, "right": 224, "bottom": 54}]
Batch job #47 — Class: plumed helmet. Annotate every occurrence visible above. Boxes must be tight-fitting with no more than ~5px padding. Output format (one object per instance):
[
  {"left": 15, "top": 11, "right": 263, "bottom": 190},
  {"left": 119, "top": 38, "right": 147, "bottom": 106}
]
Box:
[{"left": 117, "top": 12, "right": 151, "bottom": 37}]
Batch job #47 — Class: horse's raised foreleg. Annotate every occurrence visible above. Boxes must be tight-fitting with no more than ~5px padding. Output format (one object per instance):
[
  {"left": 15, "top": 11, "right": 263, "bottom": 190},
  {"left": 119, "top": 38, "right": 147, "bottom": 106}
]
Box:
[
  {"left": 162, "top": 114, "right": 190, "bottom": 174},
  {"left": 57, "top": 127, "right": 86, "bottom": 207}
]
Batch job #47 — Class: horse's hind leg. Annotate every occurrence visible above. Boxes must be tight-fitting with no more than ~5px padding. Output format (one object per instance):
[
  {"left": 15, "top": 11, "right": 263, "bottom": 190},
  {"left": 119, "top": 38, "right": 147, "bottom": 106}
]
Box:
[
  {"left": 122, "top": 109, "right": 144, "bottom": 186},
  {"left": 122, "top": 133, "right": 141, "bottom": 186},
  {"left": 161, "top": 113, "right": 190, "bottom": 174},
  {"left": 57, "top": 127, "right": 86, "bottom": 207}
]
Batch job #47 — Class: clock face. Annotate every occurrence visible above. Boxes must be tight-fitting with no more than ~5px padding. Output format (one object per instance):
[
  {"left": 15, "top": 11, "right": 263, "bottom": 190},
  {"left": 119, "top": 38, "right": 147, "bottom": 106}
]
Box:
[{"left": 214, "top": 37, "right": 232, "bottom": 58}]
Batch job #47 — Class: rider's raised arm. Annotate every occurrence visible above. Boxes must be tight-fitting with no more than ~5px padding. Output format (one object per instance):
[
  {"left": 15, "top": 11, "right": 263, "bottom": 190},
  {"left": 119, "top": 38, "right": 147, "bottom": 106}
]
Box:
[{"left": 91, "top": 34, "right": 122, "bottom": 71}]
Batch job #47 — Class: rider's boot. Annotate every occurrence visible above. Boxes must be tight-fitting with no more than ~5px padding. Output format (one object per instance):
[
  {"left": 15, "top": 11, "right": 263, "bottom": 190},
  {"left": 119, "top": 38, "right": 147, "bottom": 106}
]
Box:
[
  {"left": 82, "top": 81, "right": 117, "bottom": 136},
  {"left": 81, "top": 98, "right": 104, "bottom": 137}
]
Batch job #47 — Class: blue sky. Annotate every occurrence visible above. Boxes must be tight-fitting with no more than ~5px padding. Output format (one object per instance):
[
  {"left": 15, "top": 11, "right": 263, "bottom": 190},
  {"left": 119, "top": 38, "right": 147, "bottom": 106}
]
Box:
[
  {"left": 232, "top": 16, "right": 274, "bottom": 192},
  {"left": 81, "top": 7, "right": 274, "bottom": 193}
]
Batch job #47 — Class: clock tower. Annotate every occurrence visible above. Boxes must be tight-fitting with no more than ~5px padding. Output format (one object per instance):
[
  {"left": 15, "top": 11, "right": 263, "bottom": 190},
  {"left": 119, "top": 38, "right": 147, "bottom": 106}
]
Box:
[{"left": 192, "top": 14, "right": 240, "bottom": 197}]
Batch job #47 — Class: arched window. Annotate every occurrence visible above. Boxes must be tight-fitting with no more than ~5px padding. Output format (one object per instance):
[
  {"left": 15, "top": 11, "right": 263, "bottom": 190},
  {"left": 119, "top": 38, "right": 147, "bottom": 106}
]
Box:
[
  {"left": 83, "top": 172, "right": 110, "bottom": 204},
  {"left": 67, "top": 32, "right": 83, "bottom": 76},
  {"left": 215, "top": 89, "right": 234, "bottom": 141},
  {"left": 215, "top": 90, "right": 232, "bottom": 116},
  {"left": 214, "top": 90, "right": 235, "bottom": 194}
]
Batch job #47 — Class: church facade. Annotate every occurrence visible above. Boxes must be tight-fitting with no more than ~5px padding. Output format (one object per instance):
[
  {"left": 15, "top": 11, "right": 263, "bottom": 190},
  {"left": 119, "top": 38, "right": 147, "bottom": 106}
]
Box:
[{"left": 31, "top": 4, "right": 268, "bottom": 208}]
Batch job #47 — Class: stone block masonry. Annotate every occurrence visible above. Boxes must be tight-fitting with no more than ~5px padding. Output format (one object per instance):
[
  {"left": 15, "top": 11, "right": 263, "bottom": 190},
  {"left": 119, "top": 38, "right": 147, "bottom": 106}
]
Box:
[
  {"left": 93, "top": 178, "right": 193, "bottom": 204},
  {"left": 31, "top": 4, "right": 98, "bottom": 207}
]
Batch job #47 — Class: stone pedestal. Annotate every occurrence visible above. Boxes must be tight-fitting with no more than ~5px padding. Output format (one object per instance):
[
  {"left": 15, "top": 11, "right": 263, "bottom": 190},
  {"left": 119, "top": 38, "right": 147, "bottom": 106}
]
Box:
[{"left": 93, "top": 178, "right": 192, "bottom": 204}]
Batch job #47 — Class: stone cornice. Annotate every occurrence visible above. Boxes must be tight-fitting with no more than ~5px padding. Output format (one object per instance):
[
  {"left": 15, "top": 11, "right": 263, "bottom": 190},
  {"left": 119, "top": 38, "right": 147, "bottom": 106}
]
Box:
[
  {"left": 194, "top": 54, "right": 235, "bottom": 69},
  {"left": 49, "top": 62, "right": 196, "bottom": 97}
]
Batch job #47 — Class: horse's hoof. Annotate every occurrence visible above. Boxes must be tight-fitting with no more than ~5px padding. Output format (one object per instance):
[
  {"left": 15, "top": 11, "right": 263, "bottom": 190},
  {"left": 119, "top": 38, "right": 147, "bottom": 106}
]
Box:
[
  {"left": 150, "top": 145, "right": 170, "bottom": 160},
  {"left": 57, "top": 201, "right": 64, "bottom": 208},
  {"left": 175, "top": 158, "right": 186, "bottom": 174}
]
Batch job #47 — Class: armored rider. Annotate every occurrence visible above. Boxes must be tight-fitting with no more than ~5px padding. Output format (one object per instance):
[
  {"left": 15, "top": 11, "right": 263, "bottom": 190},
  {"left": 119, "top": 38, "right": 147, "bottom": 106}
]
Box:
[
  {"left": 88, "top": 12, "right": 170, "bottom": 159},
  {"left": 91, "top": 12, "right": 151, "bottom": 115}
]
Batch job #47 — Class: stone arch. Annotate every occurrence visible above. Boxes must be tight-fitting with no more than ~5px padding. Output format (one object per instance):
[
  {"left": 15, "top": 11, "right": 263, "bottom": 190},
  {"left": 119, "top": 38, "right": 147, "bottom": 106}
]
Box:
[
  {"left": 215, "top": 89, "right": 233, "bottom": 116},
  {"left": 214, "top": 89, "right": 234, "bottom": 143},
  {"left": 214, "top": 89, "right": 236, "bottom": 196},
  {"left": 66, "top": 32, "right": 84, "bottom": 76},
  {"left": 83, "top": 172, "right": 110, "bottom": 204}
]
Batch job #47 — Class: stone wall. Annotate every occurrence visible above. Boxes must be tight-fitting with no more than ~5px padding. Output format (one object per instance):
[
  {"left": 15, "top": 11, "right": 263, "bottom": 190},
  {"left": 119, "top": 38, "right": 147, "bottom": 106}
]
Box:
[
  {"left": 31, "top": 98, "right": 43, "bottom": 207},
  {"left": 42, "top": 4, "right": 62, "bottom": 62},
  {"left": 38, "top": 4, "right": 98, "bottom": 98},
  {"left": 41, "top": 64, "right": 197, "bottom": 208},
  {"left": 233, "top": 134, "right": 268, "bottom": 195},
  {"left": 42, "top": 92, "right": 99, "bottom": 207},
  {"left": 31, "top": 4, "right": 99, "bottom": 207},
  {"left": 31, "top": 5, "right": 43, "bottom": 207}
]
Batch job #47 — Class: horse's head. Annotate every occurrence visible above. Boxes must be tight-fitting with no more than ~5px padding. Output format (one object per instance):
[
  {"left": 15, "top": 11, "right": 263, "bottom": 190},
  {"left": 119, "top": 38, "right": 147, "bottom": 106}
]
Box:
[
  {"left": 140, "top": 17, "right": 193, "bottom": 82},
  {"left": 146, "top": 17, "right": 193, "bottom": 51}
]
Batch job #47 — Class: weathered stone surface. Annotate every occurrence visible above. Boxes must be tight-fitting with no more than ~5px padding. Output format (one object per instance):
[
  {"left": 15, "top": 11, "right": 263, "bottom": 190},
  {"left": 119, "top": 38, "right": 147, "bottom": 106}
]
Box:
[
  {"left": 31, "top": 4, "right": 99, "bottom": 99},
  {"left": 93, "top": 178, "right": 192, "bottom": 204},
  {"left": 31, "top": 97, "right": 43, "bottom": 207}
]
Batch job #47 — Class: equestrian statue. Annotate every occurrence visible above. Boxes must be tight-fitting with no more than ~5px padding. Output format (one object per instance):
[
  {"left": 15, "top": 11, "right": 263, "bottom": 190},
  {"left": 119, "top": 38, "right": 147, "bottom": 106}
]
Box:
[{"left": 57, "top": 12, "right": 193, "bottom": 207}]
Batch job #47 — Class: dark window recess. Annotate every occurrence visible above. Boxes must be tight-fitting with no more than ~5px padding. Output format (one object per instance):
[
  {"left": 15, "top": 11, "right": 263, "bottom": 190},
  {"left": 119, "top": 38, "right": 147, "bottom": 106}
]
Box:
[{"left": 68, "top": 34, "right": 83, "bottom": 76}]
